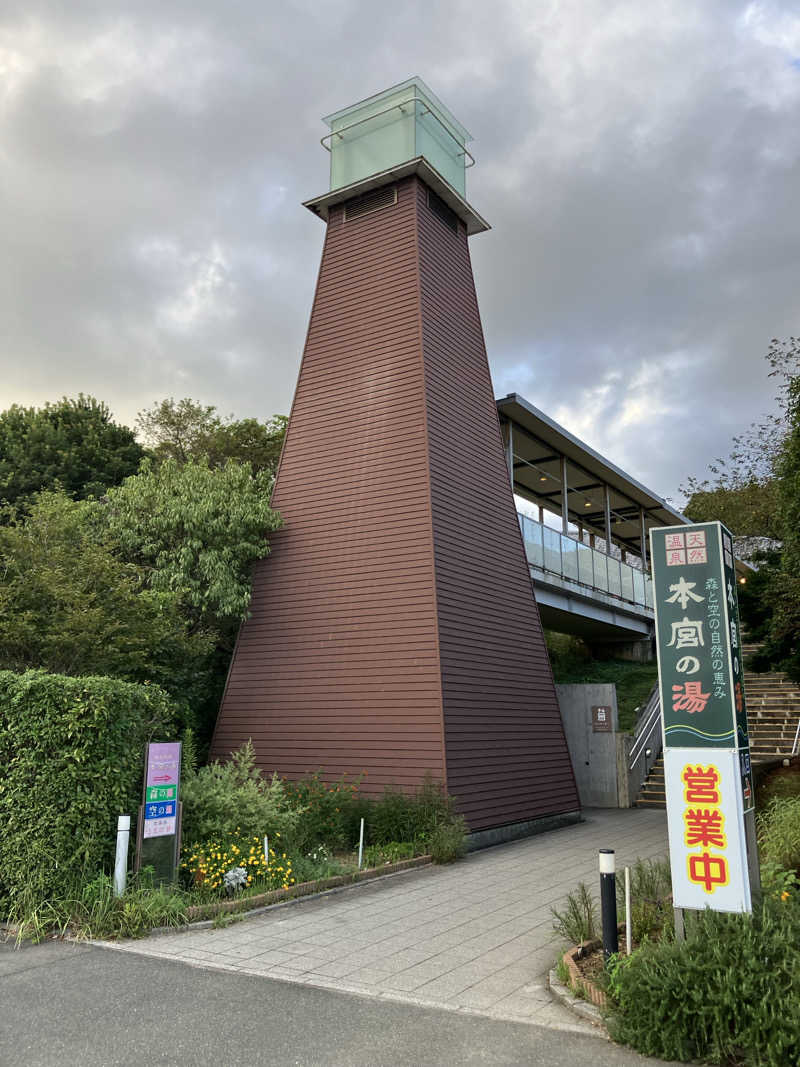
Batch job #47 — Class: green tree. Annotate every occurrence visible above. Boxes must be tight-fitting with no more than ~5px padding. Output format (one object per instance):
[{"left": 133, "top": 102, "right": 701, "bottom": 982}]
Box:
[
  {"left": 0, "top": 492, "right": 212, "bottom": 713},
  {"left": 681, "top": 337, "right": 799, "bottom": 540},
  {"left": 136, "top": 397, "right": 287, "bottom": 476},
  {"left": 104, "top": 457, "right": 282, "bottom": 624},
  {"left": 0, "top": 396, "right": 144, "bottom": 512},
  {"left": 754, "top": 371, "right": 800, "bottom": 679}
]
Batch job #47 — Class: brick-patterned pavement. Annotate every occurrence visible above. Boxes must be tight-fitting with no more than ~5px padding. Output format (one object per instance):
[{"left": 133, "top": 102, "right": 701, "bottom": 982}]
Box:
[{"left": 99, "top": 808, "right": 667, "bottom": 1031}]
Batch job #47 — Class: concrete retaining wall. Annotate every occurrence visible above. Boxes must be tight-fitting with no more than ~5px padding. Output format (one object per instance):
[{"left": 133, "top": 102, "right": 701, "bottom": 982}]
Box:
[{"left": 556, "top": 683, "right": 624, "bottom": 808}]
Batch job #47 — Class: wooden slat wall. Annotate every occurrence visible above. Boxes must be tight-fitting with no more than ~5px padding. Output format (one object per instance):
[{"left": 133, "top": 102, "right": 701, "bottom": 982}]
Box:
[
  {"left": 415, "top": 180, "right": 580, "bottom": 830},
  {"left": 211, "top": 173, "right": 579, "bottom": 829},
  {"left": 210, "top": 178, "right": 447, "bottom": 790}
]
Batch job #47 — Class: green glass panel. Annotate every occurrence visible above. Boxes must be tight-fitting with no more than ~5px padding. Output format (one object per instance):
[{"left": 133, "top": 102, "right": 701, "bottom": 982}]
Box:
[
  {"left": 562, "top": 536, "right": 579, "bottom": 581},
  {"left": 323, "top": 77, "right": 471, "bottom": 196}
]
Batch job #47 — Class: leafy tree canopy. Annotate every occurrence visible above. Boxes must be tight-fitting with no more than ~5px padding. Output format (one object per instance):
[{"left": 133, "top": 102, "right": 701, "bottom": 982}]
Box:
[
  {"left": 104, "top": 457, "right": 282, "bottom": 624},
  {"left": 681, "top": 337, "right": 799, "bottom": 541},
  {"left": 0, "top": 492, "right": 212, "bottom": 702},
  {"left": 136, "top": 397, "right": 287, "bottom": 476},
  {"left": 0, "top": 395, "right": 144, "bottom": 512}
]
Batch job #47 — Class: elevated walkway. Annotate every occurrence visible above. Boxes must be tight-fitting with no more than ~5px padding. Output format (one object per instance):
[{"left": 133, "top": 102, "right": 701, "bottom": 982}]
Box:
[
  {"left": 499, "top": 394, "right": 751, "bottom": 649},
  {"left": 518, "top": 512, "right": 653, "bottom": 643}
]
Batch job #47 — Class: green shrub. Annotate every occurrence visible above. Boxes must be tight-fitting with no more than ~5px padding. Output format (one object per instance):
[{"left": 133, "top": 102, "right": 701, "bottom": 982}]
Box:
[
  {"left": 0, "top": 670, "right": 175, "bottom": 913},
  {"left": 761, "top": 860, "right": 798, "bottom": 901},
  {"left": 370, "top": 775, "right": 461, "bottom": 846},
  {"left": 607, "top": 899, "right": 800, "bottom": 1066},
  {"left": 427, "top": 818, "right": 467, "bottom": 864},
  {"left": 370, "top": 786, "right": 414, "bottom": 843},
  {"left": 758, "top": 796, "right": 800, "bottom": 872},
  {"left": 362, "top": 842, "right": 416, "bottom": 867},
  {"left": 181, "top": 742, "right": 300, "bottom": 847},
  {"left": 284, "top": 772, "right": 366, "bottom": 852},
  {"left": 284, "top": 772, "right": 462, "bottom": 856},
  {"left": 616, "top": 858, "right": 672, "bottom": 943},
  {"left": 551, "top": 882, "right": 599, "bottom": 944}
]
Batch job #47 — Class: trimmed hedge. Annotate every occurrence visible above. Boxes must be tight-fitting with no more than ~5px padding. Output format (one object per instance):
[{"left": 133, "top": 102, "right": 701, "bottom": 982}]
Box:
[{"left": 0, "top": 670, "right": 175, "bottom": 911}]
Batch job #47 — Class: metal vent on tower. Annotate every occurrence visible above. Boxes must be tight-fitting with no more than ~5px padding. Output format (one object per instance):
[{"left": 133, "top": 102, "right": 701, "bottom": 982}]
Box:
[
  {"left": 427, "top": 189, "right": 459, "bottom": 233},
  {"left": 343, "top": 185, "right": 398, "bottom": 221}
]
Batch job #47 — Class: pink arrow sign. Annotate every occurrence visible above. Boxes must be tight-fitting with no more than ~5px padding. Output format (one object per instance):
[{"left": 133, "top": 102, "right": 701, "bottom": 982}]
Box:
[{"left": 146, "top": 742, "right": 181, "bottom": 796}]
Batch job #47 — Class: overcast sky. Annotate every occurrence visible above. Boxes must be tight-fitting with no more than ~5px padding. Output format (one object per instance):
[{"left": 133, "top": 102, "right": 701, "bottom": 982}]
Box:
[{"left": 2, "top": 1, "right": 798, "bottom": 501}]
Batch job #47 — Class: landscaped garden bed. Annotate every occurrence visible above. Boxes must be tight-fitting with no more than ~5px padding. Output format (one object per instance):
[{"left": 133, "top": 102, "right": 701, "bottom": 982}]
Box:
[
  {"left": 2, "top": 726, "right": 467, "bottom": 943},
  {"left": 551, "top": 797, "right": 800, "bottom": 1066}
]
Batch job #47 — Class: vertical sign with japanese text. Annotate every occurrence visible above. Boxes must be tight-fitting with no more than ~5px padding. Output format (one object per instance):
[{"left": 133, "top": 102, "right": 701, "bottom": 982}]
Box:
[
  {"left": 136, "top": 741, "right": 182, "bottom": 884},
  {"left": 143, "top": 742, "right": 181, "bottom": 838},
  {"left": 650, "top": 522, "right": 758, "bottom": 914}
]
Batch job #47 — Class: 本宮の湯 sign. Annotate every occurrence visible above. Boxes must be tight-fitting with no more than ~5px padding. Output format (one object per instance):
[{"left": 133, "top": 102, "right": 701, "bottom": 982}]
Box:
[{"left": 650, "top": 522, "right": 759, "bottom": 914}]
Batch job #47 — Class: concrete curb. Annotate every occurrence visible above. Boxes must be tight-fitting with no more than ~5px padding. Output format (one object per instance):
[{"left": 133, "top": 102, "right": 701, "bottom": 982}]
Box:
[{"left": 547, "top": 968, "right": 606, "bottom": 1030}]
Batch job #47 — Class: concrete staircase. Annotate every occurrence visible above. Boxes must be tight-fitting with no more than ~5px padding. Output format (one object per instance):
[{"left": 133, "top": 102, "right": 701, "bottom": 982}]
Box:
[
  {"left": 636, "top": 756, "right": 666, "bottom": 808},
  {"left": 743, "top": 644, "right": 800, "bottom": 760},
  {"left": 635, "top": 643, "right": 800, "bottom": 808}
]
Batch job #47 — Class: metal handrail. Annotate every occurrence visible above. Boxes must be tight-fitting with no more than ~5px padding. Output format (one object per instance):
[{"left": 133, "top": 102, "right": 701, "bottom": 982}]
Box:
[
  {"left": 628, "top": 688, "right": 662, "bottom": 771},
  {"left": 320, "top": 99, "right": 476, "bottom": 168},
  {"left": 792, "top": 717, "right": 800, "bottom": 757}
]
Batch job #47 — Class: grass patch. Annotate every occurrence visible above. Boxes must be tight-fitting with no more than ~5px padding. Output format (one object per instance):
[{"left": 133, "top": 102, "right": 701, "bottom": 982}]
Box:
[
  {"left": 757, "top": 761, "right": 800, "bottom": 809},
  {"left": 546, "top": 633, "right": 658, "bottom": 732}
]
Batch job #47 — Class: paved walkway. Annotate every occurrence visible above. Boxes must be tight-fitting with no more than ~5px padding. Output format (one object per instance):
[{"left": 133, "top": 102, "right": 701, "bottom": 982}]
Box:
[{"left": 101, "top": 809, "right": 667, "bottom": 1032}]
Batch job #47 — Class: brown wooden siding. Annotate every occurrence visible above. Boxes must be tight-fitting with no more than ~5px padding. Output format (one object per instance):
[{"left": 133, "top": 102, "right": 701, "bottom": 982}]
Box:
[
  {"left": 211, "top": 174, "right": 578, "bottom": 827},
  {"left": 211, "top": 178, "right": 446, "bottom": 791},
  {"left": 414, "top": 180, "right": 580, "bottom": 829}
]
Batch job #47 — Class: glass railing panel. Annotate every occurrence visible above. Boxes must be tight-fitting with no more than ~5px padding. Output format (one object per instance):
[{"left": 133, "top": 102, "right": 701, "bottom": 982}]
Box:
[
  {"left": 561, "top": 535, "right": 579, "bottom": 581},
  {"left": 522, "top": 517, "right": 544, "bottom": 569},
  {"left": 621, "top": 562, "right": 635, "bottom": 602},
  {"left": 543, "top": 525, "right": 562, "bottom": 575},
  {"left": 577, "top": 541, "right": 593, "bottom": 585},
  {"left": 607, "top": 557, "right": 621, "bottom": 597},
  {"left": 633, "top": 568, "right": 646, "bottom": 605},
  {"left": 592, "top": 550, "right": 608, "bottom": 591},
  {"left": 645, "top": 575, "right": 654, "bottom": 608}
]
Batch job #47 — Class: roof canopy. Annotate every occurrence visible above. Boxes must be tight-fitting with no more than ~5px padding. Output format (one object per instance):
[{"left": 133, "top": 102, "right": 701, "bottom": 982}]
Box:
[{"left": 497, "top": 393, "right": 689, "bottom": 560}]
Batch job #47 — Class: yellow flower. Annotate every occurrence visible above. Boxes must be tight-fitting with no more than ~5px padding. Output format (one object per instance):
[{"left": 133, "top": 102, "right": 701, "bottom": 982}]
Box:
[{"left": 781, "top": 890, "right": 790, "bottom": 902}]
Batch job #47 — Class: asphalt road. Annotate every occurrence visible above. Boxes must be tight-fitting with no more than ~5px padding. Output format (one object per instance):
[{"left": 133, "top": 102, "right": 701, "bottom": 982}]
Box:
[{"left": 1, "top": 938, "right": 669, "bottom": 1066}]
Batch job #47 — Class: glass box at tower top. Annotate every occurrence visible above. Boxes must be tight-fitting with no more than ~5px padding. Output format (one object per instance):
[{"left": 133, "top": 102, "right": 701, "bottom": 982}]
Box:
[{"left": 323, "top": 77, "right": 472, "bottom": 197}]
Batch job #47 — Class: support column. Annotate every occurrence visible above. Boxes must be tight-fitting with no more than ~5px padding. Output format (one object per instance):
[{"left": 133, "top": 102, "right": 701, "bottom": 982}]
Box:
[
  {"left": 561, "top": 455, "right": 569, "bottom": 535},
  {"left": 604, "top": 483, "right": 612, "bottom": 552},
  {"left": 506, "top": 421, "right": 514, "bottom": 488},
  {"left": 640, "top": 509, "right": 648, "bottom": 571}
]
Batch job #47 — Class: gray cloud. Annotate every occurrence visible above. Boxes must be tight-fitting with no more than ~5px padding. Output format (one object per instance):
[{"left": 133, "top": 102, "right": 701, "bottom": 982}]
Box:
[{"left": 1, "top": 0, "right": 798, "bottom": 500}]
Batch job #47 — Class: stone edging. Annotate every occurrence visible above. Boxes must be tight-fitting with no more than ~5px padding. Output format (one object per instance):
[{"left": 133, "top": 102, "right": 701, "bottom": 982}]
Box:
[
  {"left": 182, "top": 854, "right": 432, "bottom": 923},
  {"left": 561, "top": 937, "right": 609, "bottom": 1008}
]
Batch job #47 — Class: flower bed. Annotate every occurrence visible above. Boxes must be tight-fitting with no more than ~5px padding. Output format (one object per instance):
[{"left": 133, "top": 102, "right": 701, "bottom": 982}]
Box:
[{"left": 183, "top": 854, "right": 431, "bottom": 922}]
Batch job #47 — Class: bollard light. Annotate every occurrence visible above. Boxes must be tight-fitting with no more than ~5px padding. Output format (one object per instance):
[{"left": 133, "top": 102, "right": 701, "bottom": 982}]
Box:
[{"left": 599, "top": 849, "right": 619, "bottom": 964}]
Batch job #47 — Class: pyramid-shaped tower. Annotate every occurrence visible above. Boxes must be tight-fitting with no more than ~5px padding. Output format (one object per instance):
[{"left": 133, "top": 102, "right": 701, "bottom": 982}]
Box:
[{"left": 211, "top": 79, "right": 579, "bottom": 833}]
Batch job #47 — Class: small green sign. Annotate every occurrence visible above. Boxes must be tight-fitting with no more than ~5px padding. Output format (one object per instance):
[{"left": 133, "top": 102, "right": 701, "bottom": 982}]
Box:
[
  {"left": 650, "top": 522, "right": 748, "bottom": 750},
  {"left": 146, "top": 785, "right": 177, "bottom": 803}
]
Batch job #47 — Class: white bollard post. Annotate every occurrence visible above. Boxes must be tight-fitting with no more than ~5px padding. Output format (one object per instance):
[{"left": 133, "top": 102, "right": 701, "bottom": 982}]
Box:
[
  {"left": 625, "top": 866, "right": 632, "bottom": 956},
  {"left": 114, "top": 815, "right": 130, "bottom": 897},
  {"left": 357, "top": 818, "right": 365, "bottom": 869}
]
